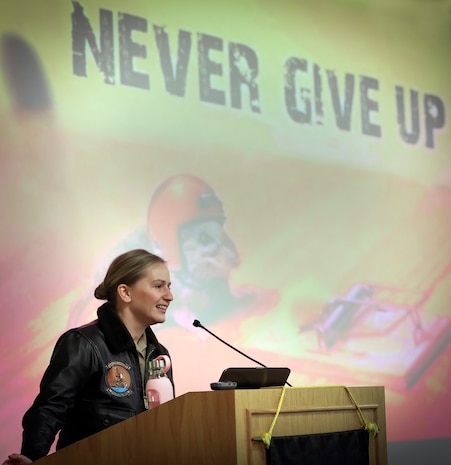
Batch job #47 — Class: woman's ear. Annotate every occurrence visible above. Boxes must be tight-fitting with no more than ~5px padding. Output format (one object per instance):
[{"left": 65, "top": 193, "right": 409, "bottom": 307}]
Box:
[{"left": 117, "top": 284, "right": 131, "bottom": 303}]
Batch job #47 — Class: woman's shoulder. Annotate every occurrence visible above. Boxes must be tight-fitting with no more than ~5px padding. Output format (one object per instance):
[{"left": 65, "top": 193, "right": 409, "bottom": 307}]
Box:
[{"left": 55, "top": 320, "right": 101, "bottom": 347}]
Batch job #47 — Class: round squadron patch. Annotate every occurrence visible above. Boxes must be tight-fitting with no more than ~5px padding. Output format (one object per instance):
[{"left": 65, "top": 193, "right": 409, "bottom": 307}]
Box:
[{"left": 105, "top": 361, "right": 133, "bottom": 397}]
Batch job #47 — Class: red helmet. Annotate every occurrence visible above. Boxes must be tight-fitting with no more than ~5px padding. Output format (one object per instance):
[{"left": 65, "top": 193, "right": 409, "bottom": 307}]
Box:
[{"left": 147, "top": 174, "right": 225, "bottom": 269}]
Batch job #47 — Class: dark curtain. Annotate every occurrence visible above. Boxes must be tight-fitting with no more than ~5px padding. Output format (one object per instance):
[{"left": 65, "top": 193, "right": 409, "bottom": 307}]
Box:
[{"left": 266, "top": 429, "right": 369, "bottom": 465}]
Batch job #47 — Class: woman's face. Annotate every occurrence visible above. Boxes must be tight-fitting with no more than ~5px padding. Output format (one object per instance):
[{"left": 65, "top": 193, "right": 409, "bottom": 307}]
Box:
[{"left": 127, "top": 262, "right": 173, "bottom": 326}]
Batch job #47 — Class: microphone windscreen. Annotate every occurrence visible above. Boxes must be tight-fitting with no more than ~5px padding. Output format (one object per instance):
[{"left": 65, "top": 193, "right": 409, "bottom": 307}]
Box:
[{"left": 193, "top": 319, "right": 201, "bottom": 327}]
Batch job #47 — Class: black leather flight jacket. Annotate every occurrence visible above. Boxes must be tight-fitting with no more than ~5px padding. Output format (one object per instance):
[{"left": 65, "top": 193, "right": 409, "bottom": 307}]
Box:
[{"left": 21, "top": 302, "right": 174, "bottom": 461}]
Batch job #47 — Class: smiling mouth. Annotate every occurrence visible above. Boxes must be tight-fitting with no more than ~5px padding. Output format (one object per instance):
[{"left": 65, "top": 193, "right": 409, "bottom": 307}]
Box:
[{"left": 156, "top": 305, "right": 167, "bottom": 312}]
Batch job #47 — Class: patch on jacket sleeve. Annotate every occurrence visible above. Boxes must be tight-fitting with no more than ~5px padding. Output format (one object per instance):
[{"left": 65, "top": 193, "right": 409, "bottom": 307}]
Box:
[{"left": 105, "top": 361, "right": 133, "bottom": 397}]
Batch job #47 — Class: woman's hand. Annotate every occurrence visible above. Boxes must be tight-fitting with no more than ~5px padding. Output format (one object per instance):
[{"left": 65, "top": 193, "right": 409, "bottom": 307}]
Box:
[{"left": 2, "top": 454, "right": 32, "bottom": 465}]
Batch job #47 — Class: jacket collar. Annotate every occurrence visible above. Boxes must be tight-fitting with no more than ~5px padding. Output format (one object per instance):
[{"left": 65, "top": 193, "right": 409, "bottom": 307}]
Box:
[{"left": 97, "top": 302, "right": 162, "bottom": 354}]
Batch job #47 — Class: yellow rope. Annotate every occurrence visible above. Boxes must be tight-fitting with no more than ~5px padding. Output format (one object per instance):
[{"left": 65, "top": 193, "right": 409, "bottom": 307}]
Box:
[
  {"left": 259, "top": 385, "right": 379, "bottom": 449},
  {"left": 261, "top": 386, "right": 287, "bottom": 448},
  {"left": 341, "top": 385, "right": 380, "bottom": 438}
]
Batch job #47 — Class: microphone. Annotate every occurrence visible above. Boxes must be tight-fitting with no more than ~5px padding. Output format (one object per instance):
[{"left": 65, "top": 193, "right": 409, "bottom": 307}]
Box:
[{"left": 192, "top": 319, "right": 292, "bottom": 387}]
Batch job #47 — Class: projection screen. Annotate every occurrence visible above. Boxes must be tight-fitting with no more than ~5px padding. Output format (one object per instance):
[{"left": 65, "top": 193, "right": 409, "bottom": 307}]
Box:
[{"left": 0, "top": 0, "right": 450, "bottom": 459}]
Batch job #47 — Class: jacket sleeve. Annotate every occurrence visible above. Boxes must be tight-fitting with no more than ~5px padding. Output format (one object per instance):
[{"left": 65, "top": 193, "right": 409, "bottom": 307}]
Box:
[{"left": 21, "top": 330, "right": 99, "bottom": 461}]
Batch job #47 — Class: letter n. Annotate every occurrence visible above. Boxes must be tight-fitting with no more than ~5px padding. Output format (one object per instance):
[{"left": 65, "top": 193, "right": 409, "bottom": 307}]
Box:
[{"left": 71, "top": 2, "right": 115, "bottom": 84}]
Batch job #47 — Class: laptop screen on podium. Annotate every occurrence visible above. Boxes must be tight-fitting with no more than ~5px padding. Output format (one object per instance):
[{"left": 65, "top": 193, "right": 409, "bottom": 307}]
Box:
[{"left": 218, "top": 367, "right": 291, "bottom": 389}]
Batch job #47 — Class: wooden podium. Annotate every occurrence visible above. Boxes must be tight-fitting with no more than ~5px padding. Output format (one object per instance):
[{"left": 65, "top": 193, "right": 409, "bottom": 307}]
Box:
[{"left": 34, "top": 385, "right": 387, "bottom": 465}]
